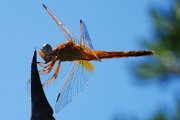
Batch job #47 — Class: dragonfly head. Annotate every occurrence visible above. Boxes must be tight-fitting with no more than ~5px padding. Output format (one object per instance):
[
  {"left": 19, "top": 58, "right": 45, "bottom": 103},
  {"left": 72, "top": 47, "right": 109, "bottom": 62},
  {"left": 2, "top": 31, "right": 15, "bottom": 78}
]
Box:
[{"left": 40, "top": 44, "right": 55, "bottom": 63}]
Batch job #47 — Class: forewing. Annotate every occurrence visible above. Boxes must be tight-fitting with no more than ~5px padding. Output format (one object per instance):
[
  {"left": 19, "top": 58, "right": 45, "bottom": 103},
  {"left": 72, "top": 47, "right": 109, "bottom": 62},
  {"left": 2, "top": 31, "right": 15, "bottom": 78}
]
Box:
[
  {"left": 43, "top": 4, "right": 78, "bottom": 43},
  {"left": 80, "top": 20, "right": 100, "bottom": 60},
  {"left": 55, "top": 61, "right": 94, "bottom": 112},
  {"left": 80, "top": 20, "right": 94, "bottom": 49}
]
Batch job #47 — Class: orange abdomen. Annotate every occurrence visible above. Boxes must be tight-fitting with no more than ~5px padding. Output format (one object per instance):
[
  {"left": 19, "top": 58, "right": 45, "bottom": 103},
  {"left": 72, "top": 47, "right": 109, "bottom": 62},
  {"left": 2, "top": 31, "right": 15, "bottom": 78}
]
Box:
[{"left": 93, "top": 50, "right": 154, "bottom": 60}]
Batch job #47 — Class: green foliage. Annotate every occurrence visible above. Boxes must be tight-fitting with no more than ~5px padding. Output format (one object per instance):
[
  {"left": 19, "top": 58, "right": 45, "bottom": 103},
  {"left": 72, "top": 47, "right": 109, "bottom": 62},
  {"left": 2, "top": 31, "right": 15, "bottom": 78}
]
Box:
[
  {"left": 112, "top": 1, "right": 180, "bottom": 120},
  {"left": 134, "top": 0, "right": 180, "bottom": 82},
  {"left": 131, "top": 0, "right": 180, "bottom": 120},
  {"left": 148, "top": 101, "right": 180, "bottom": 120},
  {"left": 150, "top": 112, "right": 167, "bottom": 120}
]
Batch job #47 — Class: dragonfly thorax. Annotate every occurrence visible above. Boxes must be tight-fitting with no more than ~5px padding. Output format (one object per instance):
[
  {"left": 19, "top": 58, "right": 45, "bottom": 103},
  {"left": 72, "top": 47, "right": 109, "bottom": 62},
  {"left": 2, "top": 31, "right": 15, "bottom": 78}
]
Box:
[{"left": 39, "top": 44, "right": 55, "bottom": 63}]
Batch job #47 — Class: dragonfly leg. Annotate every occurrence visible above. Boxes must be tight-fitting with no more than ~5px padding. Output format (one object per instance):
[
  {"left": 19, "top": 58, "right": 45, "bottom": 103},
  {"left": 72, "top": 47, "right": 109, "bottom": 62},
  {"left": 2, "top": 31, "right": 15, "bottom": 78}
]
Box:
[
  {"left": 43, "top": 61, "right": 61, "bottom": 87},
  {"left": 37, "top": 62, "right": 46, "bottom": 68},
  {"left": 39, "top": 57, "right": 57, "bottom": 74}
]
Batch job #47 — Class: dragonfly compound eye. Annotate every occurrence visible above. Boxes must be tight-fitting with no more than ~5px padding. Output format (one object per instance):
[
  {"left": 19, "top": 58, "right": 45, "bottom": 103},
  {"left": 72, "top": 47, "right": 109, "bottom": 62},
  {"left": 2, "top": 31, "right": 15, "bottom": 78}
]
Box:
[
  {"left": 39, "top": 44, "right": 54, "bottom": 63},
  {"left": 42, "top": 44, "right": 53, "bottom": 55}
]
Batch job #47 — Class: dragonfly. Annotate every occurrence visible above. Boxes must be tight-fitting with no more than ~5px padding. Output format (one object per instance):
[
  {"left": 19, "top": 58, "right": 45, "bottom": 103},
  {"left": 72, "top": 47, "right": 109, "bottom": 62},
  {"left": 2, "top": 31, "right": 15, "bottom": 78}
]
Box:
[{"left": 39, "top": 4, "right": 154, "bottom": 113}]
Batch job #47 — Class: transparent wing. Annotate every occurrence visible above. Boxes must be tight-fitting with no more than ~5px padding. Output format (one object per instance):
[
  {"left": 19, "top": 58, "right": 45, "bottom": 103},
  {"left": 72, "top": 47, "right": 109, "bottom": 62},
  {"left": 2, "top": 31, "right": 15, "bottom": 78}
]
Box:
[
  {"left": 80, "top": 20, "right": 100, "bottom": 60},
  {"left": 80, "top": 20, "right": 94, "bottom": 49},
  {"left": 43, "top": 4, "right": 79, "bottom": 43},
  {"left": 40, "top": 61, "right": 74, "bottom": 88},
  {"left": 55, "top": 60, "right": 94, "bottom": 112}
]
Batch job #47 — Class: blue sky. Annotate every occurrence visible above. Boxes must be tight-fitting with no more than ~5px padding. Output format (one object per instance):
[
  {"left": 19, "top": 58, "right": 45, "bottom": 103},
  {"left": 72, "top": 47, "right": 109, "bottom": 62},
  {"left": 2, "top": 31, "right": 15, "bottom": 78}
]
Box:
[{"left": 0, "top": 0, "right": 179, "bottom": 120}]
